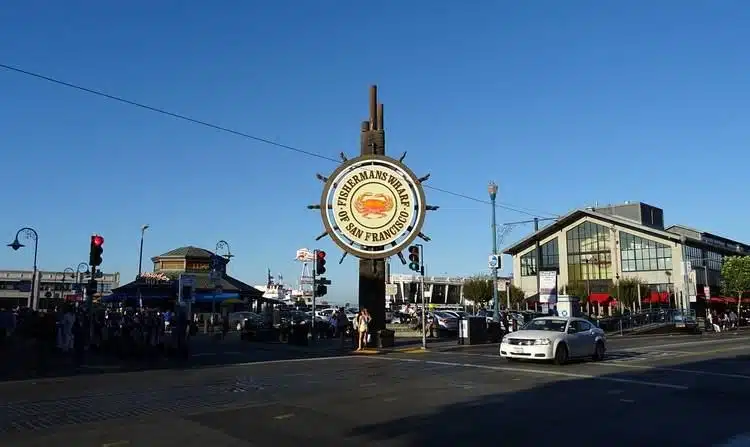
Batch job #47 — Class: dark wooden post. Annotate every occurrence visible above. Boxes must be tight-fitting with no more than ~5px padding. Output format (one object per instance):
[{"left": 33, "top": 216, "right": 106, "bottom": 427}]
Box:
[{"left": 358, "top": 85, "right": 387, "bottom": 343}]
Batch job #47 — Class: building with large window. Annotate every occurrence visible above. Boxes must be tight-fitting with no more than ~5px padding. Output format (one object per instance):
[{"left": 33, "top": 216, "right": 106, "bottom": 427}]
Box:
[
  {"left": 504, "top": 202, "right": 750, "bottom": 311},
  {"left": 386, "top": 273, "right": 512, "bottom": 308},
  {"left": 0, "top": 269, "right": 120, "bottom": 309}
]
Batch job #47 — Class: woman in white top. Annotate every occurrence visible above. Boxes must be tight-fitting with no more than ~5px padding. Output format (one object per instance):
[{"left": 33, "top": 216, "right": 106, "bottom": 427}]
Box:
[{"left": 356, "top": 308, "right": 370, "bottom": 351}]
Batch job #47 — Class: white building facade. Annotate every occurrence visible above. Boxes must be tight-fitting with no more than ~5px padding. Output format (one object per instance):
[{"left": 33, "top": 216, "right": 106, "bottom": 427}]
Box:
[{"left": 504, "top": 202, "right": 750, "bottom": 313}]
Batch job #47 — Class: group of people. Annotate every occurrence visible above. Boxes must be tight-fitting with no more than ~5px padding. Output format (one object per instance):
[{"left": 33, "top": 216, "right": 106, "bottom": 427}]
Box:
[
  {"left": 326, "top": 307, "right": 371, "bottom": 350},
  {"left": 708, "top": 309, "right": 739, "bottom": 332}
]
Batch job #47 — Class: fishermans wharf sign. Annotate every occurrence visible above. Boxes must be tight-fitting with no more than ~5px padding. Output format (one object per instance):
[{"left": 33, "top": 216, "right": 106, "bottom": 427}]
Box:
[{"left": 320, "top": 154, "right": 426, "bottom": 259}]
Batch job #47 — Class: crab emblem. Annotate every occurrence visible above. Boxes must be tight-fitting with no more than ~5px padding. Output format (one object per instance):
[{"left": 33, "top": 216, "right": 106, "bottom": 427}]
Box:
[{"left": 354, "top": 192, "right": 394, "bottom": 218}]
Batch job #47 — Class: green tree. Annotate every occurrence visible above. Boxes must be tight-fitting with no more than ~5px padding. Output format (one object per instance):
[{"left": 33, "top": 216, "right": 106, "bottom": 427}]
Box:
[
  {"left": 610, "top": 277, "right": 648, "bottom": 311},
  {"left": 721, "top": 256, "right": 750, "bottom": 316},
  {"left": 463, "top": 274, "right": 493, "bottom": 308},
  {"left": 562, "top": 281, "right": 588, "bottom": 312},
  {"left": 508, "top": 284, "right": 525, "bottom": 309}
]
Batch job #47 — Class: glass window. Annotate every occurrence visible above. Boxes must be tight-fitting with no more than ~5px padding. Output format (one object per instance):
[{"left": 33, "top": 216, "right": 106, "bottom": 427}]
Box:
[
  {"left": 520, "top": 238, "right": 559, "bottom": 277},
  {"left": 619, "top": 231, "right": 672, "bottom": 272},
  {"left": 567, "top": 221, "right": 612, "bottom": 282}
]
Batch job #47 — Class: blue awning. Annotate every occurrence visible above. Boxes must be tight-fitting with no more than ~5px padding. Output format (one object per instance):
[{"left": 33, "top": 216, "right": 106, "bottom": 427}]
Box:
[{"left": 194, "top": 292, "right": 241, "bottom": 303}]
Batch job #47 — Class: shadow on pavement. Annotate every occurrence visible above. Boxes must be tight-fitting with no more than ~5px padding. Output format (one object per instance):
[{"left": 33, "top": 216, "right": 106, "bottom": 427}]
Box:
[
  {"left": 345, "top": 354, "right": 750, "bottom": 446},
  {"left": 0, "top": 335, "right": 355, "bottom": 382}
]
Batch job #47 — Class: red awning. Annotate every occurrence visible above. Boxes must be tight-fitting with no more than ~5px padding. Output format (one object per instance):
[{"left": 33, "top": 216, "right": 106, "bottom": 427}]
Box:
[
  {"left": 588, "top": 293, "right": 613, "bottom": 304},
  {"left": 643, "top": 291, "right": 669, "bottom": 304}
]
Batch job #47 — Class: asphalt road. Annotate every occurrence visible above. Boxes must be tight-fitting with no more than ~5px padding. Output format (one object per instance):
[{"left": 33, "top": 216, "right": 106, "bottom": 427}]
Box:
[{"left": 1, "top": 332, "right": 750, "bottom": 446}]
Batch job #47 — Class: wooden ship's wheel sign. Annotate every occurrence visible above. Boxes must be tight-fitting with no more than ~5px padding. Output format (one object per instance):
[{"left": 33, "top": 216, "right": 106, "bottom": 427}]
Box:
[{"left": 309, "top": 153, "right": 439, "bottom": 264}]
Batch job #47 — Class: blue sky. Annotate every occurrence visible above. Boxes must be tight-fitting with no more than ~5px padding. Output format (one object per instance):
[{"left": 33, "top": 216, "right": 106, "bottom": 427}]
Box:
[{"left": 2, "top": 1, "right": 749, "bottom": 303}]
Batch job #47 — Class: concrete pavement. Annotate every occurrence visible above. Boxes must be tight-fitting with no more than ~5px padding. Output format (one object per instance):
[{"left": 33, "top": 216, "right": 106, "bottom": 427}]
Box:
[{"left": 2, "top": 333, "right": 749, "bottom": 445}]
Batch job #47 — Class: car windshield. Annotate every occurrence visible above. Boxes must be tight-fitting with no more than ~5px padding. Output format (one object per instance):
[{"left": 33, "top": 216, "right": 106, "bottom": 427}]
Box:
[{"left": 523, "top": 318, "right": 567, "bottom": 332}]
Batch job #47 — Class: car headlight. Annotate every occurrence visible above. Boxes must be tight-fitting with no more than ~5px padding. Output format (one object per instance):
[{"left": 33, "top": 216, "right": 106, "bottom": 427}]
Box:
[{"left": 534, "top": 338, "right": 551, "bottom": 345}]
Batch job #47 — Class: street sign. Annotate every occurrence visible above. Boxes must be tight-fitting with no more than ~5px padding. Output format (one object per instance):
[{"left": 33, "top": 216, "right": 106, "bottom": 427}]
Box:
[
  {"left": 488, "top": 254, "right": 500, "bottom": 270},
  {"left": 385, "top": 284, "right": 398, "bottom": 296},
  {"left": 179, "top": 274, "right": 196, "bottom": 304},
  {"left": 314, "top": 277, "right": 332, "bottom": 285},
  {"left": 180, "top": 275, "right": 195, "bottom": 287},
  {"left": 209, "top": 270, "right": 222, "bottom": 283}
]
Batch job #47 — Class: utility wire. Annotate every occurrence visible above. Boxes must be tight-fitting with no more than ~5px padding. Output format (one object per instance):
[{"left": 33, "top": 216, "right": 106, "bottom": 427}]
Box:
[{"left": 0, "top": 62, "right": 559, "bottom": 218}]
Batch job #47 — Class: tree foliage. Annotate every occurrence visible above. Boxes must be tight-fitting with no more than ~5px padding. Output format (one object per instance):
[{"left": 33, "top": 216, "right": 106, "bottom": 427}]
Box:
[
  {"left": 609, "top": 277, "right": 648, "bottom": 308},
  {"left": 721, "top": 256, "right": 750, "bottom": 313},
  {"left": 562, "top": 281, "right": 587, "bottom": 302},
  {"left": 509, "top": 284, "right": 525, "bottom": 306},
  {"left": 463, "top": 274, "right": 494, "bottom": 306}
]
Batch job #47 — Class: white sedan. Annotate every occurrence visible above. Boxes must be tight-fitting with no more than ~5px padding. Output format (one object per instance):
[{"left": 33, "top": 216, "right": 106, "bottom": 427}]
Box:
[{"left": 499, "top": 316, "right": 606, "bottom": 365}]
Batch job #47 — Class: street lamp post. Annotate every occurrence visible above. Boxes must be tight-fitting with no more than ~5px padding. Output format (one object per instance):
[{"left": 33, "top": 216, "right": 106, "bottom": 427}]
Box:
[
  {"left": 214, "top": 240, "right": 233, "bottom": 313},
  {"left": 137, "top": 225, "right": 149, "bottom": 310},
  {"left": 488, "top": 182, "right": 499, "bottom": 322},
  {"left": 60, "top": 267, "right": 75, "bottom": 308},
  {"left": 138, "top": 225, "right": 149, "bottom": 278},
  {"left": 76, "top": 262, "right": 89, "bottom": 303},
  {"left": 216, "top": 240, "right": 233, "bottom": 261},
  {"left": 8, "top": 227, "right": 39, "bottom": 309},
  {"left": 665, "top": 270, "right": 673, "bottom": 308}
]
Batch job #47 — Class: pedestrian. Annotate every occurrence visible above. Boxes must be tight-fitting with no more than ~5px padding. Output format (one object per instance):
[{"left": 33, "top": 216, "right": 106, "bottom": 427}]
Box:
[
  {"left": 335, "top": 308, "right": 349, "bottom": 348},
  {"left": 356, "top": 308, "right": 370, "bottom": 351}
]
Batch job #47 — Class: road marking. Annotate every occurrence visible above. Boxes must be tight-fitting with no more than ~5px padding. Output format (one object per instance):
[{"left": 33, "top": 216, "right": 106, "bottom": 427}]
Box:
[
  {"left": 595, "top": 352, "right": 750, "bottom": 379},
  {"left": 624, "top": 336, "right": 750, "bottom": 351},
  {"left": 191, "top": 353, "right": 216, "bottom": 357},
  {"left": 607, "top": 389, "right": 624, "bottom": 395},
  {"left": 397, "top": 347, "right": 428, "bottom": 353},
  {"left": 273, "top": 413, "right": 294, "bottom": 420},
  {"left": 360, "top": 382, "right": 377, "bottom": 387},
  {"left": 370, "top": 357, "right": 689, "bottom": 390},
  {"left": 619, "top": 399, "right": 635, "bottom": 403},
  {"left": 102, "top": 442, "right": 129, "bottom": 447},
  {"left": 383, "top": 397, "right": 398, "bottom": 402},
  {"left": 353, "top": 349, "right": 381, "bottom": 355}
]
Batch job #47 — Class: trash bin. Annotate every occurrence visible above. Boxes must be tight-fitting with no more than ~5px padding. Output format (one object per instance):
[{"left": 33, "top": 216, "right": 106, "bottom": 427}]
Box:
[
  {"left": 288, "top": 323, "right": 309, "bottom": 346},
  {"left": 459, "top": 317, "right": 488, "bottom": 345},
  {"left": 378, "top": 329, "right": 395, "bottom": 348}
]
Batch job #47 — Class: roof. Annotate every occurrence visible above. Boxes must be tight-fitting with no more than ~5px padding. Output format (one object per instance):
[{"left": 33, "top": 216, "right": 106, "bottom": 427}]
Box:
[
  {"left": 112, "top": 272, "right": 263, "bottom": 297},
  {"left": 503, "top": 208, "right": 683, "bottom": 255},
  {"left": 154, "top": 246, "right": 215, "bottom": 259}
]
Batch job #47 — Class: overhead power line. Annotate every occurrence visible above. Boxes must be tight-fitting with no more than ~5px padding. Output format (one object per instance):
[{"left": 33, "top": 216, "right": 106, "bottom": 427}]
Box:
[{"left": 0, "top": 62, "right": 558, "bottom": 218}]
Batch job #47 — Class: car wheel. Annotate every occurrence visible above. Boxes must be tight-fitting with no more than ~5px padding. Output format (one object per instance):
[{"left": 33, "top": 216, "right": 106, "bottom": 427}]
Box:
[
  {"left": 553, "top": 344, "right": 569, "bottom": 365},
  {"left": 592, "top": 341, "right": 606, "bottom": 361}
]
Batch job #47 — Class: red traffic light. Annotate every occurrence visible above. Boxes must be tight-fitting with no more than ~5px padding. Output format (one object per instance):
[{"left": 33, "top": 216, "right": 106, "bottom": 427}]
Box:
[
  {"left": 92, "top": 235, "right": 104, "bottom": 246},
  {"left": 408, "top": 246, "right": 419, "bottom": 255},
  {"left": 316, "top": 250, "right": 326, "bottom": 259}
]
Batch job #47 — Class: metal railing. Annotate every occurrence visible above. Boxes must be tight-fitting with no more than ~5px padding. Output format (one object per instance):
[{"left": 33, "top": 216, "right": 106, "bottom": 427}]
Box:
[{"left": 591, "top": 309, "right": 697, "bottom": 333}]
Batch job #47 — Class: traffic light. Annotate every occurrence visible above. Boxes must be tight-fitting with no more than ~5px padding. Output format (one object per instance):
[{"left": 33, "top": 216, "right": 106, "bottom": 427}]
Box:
[
  {"left": 89, "top": 234, "right": 104, "bottom": 267},
  {"left": 408, "top": 245, "right": 421, "bottom": 272},
  {"left": 316, "top": 250, "right": 326, "bottom": 275},
  {"left": 316, "top": 284, "right": 328, "bottom": 297}
]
